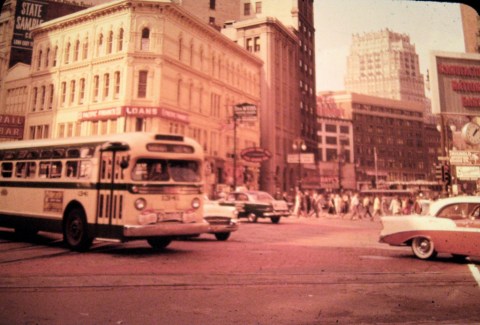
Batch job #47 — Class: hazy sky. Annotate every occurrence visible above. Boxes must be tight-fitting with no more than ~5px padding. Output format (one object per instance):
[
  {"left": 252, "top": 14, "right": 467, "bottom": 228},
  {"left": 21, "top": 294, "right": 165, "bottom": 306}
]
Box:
[{"left": 314, "top": 0, "right": 466, "bottom": 93}]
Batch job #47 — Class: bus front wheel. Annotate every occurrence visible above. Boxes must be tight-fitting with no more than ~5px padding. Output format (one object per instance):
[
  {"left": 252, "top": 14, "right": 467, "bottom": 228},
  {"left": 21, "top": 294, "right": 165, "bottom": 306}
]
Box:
[
  {"left": 147, "top": 237, "right": 172, "bottom": 250},
  {"left": 63, "top": 207, "right": 93, "bottom": 251}
]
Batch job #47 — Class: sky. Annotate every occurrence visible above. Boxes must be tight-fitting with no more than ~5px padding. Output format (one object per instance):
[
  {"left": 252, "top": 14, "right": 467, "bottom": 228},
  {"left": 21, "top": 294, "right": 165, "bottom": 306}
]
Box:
[{"left": 314, "top": 0, "right": 466, "bottom": 93}]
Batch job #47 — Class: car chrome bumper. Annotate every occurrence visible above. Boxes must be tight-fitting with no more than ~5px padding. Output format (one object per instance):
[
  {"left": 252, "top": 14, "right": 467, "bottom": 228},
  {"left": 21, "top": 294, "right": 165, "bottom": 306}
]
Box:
[
  {"left": 263, "top": 212, "right": 286, "bottom": 217},
  {"left": 124, "top": 221, "right": 210, "bottom": 238},
  {"left": 207, "top": 221, "right": 239, "bottom": 234}
]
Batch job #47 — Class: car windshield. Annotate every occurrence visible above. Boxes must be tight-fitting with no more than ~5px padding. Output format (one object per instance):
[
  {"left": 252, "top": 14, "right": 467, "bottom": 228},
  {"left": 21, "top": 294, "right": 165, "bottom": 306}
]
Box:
[
  {"left": 249, "top": 192, "right": 274, "bottom": 202},
  {"left": 132, "top": 158, "right": 201, "bottom": 182}
]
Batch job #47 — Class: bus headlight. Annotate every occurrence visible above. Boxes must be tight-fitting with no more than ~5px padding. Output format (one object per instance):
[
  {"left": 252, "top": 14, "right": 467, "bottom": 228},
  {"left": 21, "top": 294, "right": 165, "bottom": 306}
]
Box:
[
  {"left": 191, "top": 197, "right": 201, "bottom": 209},
  {"left": 135, "top": 198, "right": 147, "bottom": 210}
]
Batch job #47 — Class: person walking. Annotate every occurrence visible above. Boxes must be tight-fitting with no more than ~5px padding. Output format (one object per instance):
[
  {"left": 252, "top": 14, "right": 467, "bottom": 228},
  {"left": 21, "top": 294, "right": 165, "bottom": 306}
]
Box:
[
  {"left": 389, "top": 196, "right": 402, "bottom": 215},
  {"left": 362, "top": 195, "right": 373, "bottom": 221},
  {"left": 372, "top": 195, "right": 382, "bottom": 220},
  {"left": 334, "top": 194, "right": 343, "bottom": 218},
  {"left": 293, "top": 189, "right": 303, "bottom": 217},
  {"left": 350, "top": 193, "right": 360, "bottom": 220}
]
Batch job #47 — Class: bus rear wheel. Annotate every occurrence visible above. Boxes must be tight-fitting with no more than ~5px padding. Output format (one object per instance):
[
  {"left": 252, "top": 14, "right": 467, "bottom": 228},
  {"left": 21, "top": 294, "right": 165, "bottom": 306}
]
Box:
[
  {"left": 147, "top": 237, "right": 172, "bottom": 250},
  {"left": 63, "top": 207, "right": 93, "bottom": 251}
]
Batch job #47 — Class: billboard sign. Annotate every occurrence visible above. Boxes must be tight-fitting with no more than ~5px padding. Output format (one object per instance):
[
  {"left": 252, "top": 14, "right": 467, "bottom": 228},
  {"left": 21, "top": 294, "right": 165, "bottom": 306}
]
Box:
[
  {"left": 9, "top": 0, "right": 87, "bottom": 67},
  {"left": 287, "top": 153, "right": 315, "bottom": 164},
  {"left": 12, "top": 0, "right": 48, "bottom": 50},
  {"left": 80, "top": 106, "right": 190, "bottom": 123},
  {"left": 0, "top": 115, "right": 25, "bottom": 139},
  {"left": 430, "top": 51, "right": 480, "bottom": 115},
  {"left": 456, "top": 166, "right": 480, "bottom": 180}
]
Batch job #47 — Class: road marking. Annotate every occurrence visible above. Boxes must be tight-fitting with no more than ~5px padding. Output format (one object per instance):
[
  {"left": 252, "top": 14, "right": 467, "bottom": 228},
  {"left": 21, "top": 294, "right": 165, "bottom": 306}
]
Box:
[{"left": 468, "top": 264, "right": 480, "bottom": 287}]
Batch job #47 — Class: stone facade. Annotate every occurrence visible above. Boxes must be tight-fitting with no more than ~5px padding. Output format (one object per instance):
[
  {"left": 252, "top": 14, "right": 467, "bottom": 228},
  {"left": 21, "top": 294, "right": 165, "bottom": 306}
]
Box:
[{"left": 25, "top": 0, "right": 262, "bottom": 195}]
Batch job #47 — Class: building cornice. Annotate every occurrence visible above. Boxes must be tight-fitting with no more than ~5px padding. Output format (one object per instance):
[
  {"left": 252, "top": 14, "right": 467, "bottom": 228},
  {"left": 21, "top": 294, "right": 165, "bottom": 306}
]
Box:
[
  {"left": 230, "top": 16, "right": 298, "bottom": 43},
  {"left": 30, "top": 0, "right": 262, "bottom": 66}
]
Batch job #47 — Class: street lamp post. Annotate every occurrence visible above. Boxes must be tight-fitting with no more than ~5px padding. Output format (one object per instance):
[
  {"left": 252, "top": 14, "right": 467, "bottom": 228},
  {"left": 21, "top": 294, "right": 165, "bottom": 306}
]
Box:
[
  {"left": 292, "top": 138, "right": 306, "bottom": 191},
  {"left": 337, "top": 145, "right": 345, "bottom": 192}
]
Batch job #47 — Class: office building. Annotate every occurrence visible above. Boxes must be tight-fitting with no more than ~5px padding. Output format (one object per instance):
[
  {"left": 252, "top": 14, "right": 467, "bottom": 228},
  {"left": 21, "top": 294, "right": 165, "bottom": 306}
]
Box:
[{"left": 24, "top": 0, "right": 262, "bottom": 195}]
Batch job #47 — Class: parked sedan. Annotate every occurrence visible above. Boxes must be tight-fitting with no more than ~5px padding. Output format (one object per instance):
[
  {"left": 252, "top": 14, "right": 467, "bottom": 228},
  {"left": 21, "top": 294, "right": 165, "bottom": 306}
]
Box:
[
  {"left": 203, "top": 196, "right": 239, "bottom": 241},
  {"left": 379, "top": 196, "right": 480, "bottom": 260},
  {"left": 220, "top": 191, "right": 290, "bottom": 224}
]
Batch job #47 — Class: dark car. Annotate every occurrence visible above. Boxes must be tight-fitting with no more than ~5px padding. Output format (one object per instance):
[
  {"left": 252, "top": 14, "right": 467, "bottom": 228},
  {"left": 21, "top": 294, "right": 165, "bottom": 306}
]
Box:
[{"left": 220, "top": 191, "right": 290, "bottom": 224}]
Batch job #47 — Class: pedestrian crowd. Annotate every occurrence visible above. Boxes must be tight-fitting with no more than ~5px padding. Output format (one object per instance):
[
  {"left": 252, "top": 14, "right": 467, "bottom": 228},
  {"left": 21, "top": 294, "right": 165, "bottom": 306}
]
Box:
[{"left": 284, "top": 189, "right": 425, "bottom": 221}]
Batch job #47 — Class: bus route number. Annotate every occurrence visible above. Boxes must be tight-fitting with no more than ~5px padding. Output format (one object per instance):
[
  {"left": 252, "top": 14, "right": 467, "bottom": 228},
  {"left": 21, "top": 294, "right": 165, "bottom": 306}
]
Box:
[{"left": 161, "top": 195, "right": 178, "bottom": 201}]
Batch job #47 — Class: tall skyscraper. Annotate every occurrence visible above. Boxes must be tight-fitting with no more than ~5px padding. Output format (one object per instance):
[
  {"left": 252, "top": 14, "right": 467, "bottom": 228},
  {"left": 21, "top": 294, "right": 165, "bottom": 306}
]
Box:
[{"left": 345, "top": 29, "right": 426, "bottom": 104}]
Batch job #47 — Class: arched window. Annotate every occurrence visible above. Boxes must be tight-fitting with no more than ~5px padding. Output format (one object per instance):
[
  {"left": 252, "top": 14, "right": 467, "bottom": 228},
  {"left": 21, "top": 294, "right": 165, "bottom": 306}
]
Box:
[
  {"left": 40, "top": 85, "right": 46, "bottom": 110},
  {"left": 97, "top": 33, "right": 103, "bottom": 56},
  {"left": 117, "top": 28, "right": 124, "bottom": 51},
  {"left": 199, "top": 46, "right": 204, "bottom": 71},
  {"left": 37, "top": 49, "right": 42, "bottom": 70},
  {"left": 176, "top": 78, "right": 182, "bottom": 104},
  {"left": 138, "top": 70, "right": 148, "bottom": 98},
  {"left": 64, "top": 42, "right": 70, "bottom": 64},
  {"left": 189, "top": 40, "right": 194, "bottom": 66},
  {"left": 107, "top": 31, "right": 113, "bottom": 54},
  {"left": 48, "top": 84, "right": 54, "bottom": 109},
  {"left": 32, "top": 87, "right": 38, "bottom": 111},
  {"left": 74, "top": 40, "right": 80, "bottom": 61},
  {"left": 79, "top": 78, "right": 85, "bottom": 104},
  {"left": 178, "top": 34, "right": 183, "bottom": 60},
  {"left": 45, "top": 48, "right": 50, "bottom": 67},
  {"left": 141, "top": 28, "right": 150, "bottom": 51},
  {"left": 82, "top": 36, "right": 88, "bottom": 60},
  {"left": 53, "top": 46, "right": 58, "bottom": 67},
  {"left": 114, "top": 71, "right": 121, "bottom": 98}
]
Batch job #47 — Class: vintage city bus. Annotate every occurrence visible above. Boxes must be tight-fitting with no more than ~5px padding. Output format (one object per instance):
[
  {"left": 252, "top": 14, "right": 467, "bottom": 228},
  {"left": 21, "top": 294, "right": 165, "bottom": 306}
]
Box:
[{"left": 0, "top": 133, "right": 208, "bottom": 251}]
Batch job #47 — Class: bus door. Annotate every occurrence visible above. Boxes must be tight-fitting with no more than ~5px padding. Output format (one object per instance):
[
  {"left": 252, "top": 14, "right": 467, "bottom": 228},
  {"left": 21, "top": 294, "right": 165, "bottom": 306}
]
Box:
[{"left": 96, "top": 142, "right": 130, "bottom": 238}]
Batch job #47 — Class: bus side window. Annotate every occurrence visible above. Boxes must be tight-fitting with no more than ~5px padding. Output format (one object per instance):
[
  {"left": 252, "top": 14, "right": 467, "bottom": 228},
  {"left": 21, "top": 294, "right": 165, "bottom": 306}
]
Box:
[
  {"left": 15, "top": 162, "right": 26, "bottom": 178},
  {"left": 50, "top": 161, "right": 62, "bottom": 178},
  {"left": 27, "top": 162, "right": 36, "bottom": 178},
  {"left": 66, "top": 161, "right": 78, "bottom": 178},
  {"left": 39, "top": 162, "right": 49, "bottom": 178},
  {"left": 1, "top": 162, "right": 13, "bottom": 178},
  {"left": 79, "top": 161, "right": 92, "bottom": 178}
]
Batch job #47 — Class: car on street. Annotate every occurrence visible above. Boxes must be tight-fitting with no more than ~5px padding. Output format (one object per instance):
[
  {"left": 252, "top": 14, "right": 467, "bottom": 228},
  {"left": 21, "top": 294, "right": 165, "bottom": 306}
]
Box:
[
  {"left": 220, "top": 190, "right": 290, "bottom": 224},
  {"left": 379, "top": 196, "right": 480, "bottom": 260},
  {"left": 203, "top": 196, "right": 239, "bottom": 241}
]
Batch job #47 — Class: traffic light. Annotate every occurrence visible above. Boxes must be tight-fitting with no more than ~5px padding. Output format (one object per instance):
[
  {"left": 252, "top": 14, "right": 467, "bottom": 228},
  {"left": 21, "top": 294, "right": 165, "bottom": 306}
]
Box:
[
  {"left": 443, "top": 164, "right": 452, "bottom": 186},
  {"left": 434, "top": 163, "right": 444, "bottom": 181}
]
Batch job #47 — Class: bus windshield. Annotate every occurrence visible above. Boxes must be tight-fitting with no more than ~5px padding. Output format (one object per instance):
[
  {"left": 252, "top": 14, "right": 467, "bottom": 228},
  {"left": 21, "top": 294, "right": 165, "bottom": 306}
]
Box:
[{"left": 132, "top": 158, "right": 201, "bottom": 182}]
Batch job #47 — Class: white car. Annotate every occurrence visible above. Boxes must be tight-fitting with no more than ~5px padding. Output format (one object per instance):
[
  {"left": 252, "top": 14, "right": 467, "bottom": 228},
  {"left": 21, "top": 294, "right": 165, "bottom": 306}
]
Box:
[
  {"left": 203, "top": 196, "right": 239, "bottom": 241},
  {"left": 379, "top": 196, "right": 480, "bottom": 260}
]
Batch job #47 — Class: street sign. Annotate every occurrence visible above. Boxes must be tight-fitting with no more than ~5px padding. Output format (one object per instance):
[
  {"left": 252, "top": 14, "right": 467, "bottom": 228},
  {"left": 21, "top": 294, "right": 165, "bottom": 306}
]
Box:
[
  {"left": 234, "top": 104, "right": 257, "bottom": 121},
  {"left": 241, "top": 147, "right": 272, "bottom": 163},
  {"left": 449, "top": 150, "right": 480, "bottom": 166},
  {"left": 456, "top": 166, "right": 480, "bottom": 180},
  {"left": 287, "top": 153, "right": 315, "bottom": 164}
]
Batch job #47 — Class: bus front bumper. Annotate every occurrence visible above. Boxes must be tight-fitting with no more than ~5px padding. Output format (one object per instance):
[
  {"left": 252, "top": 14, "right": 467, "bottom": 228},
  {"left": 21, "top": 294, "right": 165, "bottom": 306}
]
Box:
[{"left": 123, "top": 220, "right": 210, "bottom": 238}]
